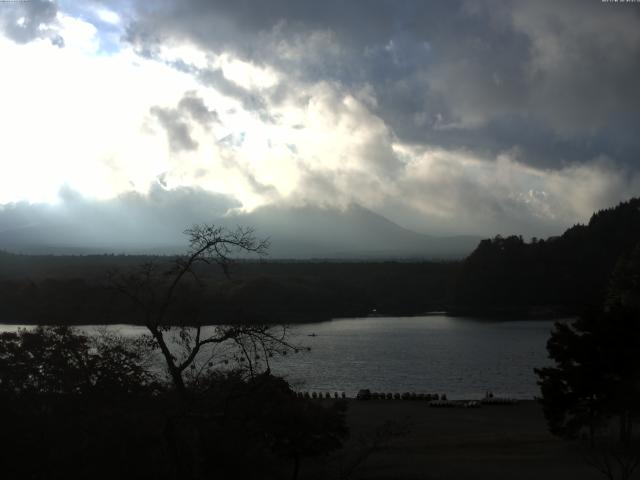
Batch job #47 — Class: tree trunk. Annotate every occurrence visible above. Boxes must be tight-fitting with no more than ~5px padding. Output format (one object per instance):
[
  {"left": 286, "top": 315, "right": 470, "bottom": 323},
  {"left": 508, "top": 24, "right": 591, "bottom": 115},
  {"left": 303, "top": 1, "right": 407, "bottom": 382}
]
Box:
[
  {"left": 149, "top": 326, "right": 187, "bottom": 394},
  {"left": 291, "top": 451, "right": 300, "bottom": 480},
  {"left": 164, "top": 416, "right": 205, "bottom": 480},
  {"left": 619, "top": 410, "right": 632, "bottom": 447}
]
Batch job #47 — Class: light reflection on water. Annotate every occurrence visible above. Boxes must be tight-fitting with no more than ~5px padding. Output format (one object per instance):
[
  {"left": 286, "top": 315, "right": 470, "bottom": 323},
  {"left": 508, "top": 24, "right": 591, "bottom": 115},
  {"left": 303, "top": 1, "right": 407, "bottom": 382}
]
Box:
[
  {"left": 0, "top": 316, "right": 559, "bottom": 399},
  {"left": 270, "top": 316, "right": 557, "bottom": 399}
]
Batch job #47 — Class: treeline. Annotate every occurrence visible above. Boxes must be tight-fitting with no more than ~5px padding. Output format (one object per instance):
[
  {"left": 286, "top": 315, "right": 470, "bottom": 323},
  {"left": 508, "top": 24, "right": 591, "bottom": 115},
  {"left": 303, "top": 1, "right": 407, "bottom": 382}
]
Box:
[
  {"left": 0, "top": 253, "right": 458, "bottom": 324},
  {"left": 452, "top": 198, "right": 640, "bottom": 317},
  {"left": 2, "top": 197, "right": 639, "bottom": 323}
]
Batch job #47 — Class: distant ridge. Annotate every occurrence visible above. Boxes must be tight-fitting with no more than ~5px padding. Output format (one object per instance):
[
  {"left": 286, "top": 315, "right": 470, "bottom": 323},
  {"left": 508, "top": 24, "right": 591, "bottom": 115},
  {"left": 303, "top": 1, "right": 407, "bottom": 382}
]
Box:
[
  {"left": 0, "top": 201, "right": 480, "bottom": 259},
  {"left": 230, "top": 203, "right": 480, "bottom": 259}
]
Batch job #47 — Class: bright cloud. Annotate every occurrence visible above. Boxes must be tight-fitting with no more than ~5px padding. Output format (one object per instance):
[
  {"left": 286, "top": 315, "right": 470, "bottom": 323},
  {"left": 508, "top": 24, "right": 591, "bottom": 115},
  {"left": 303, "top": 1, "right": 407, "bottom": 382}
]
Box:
[
  {"left": 0, "top": 15, "right": 197, "bottom": 202},
  {"left": 0, "top": 0, "right": 639, "bottom": 241}
]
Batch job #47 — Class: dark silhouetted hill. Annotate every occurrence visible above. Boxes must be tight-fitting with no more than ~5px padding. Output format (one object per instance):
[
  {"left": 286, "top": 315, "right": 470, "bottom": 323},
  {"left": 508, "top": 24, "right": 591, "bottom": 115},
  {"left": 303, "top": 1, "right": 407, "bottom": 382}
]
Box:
[
  {"left": 0, "top": 251, "right": 459, "bottom": 324},
  {"left": 3, "top": 198, "right": 639, "bottom": 324},
  {"left": 451, "top": 198, "right": 640, "bottom": 317},
  {"left": 235, "top": 203, "right": 480, "bottom": 259}
]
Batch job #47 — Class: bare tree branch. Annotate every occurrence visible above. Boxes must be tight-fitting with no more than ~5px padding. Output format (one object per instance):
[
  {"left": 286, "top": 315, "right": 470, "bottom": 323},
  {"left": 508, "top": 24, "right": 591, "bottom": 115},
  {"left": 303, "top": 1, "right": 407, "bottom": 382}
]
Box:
[{"left": 108, "top": 224, "right": 294, "bottom": 396}]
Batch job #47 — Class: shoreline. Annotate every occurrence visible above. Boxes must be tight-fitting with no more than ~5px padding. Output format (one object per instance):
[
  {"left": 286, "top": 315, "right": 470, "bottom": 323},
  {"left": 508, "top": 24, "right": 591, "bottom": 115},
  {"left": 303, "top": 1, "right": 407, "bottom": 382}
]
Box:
[{"left": 0, "top": 309, "right": 573, "bottom": 327}]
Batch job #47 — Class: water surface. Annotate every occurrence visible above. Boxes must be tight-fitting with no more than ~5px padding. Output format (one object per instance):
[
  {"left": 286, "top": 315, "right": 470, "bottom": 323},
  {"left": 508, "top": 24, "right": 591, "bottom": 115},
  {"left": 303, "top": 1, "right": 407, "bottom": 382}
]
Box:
[
  {"left": 270, "top": 316, "right": 555, "bottom": 399},
  {"left": 1, "top": 315, "right": 557, "bottom": 399}
]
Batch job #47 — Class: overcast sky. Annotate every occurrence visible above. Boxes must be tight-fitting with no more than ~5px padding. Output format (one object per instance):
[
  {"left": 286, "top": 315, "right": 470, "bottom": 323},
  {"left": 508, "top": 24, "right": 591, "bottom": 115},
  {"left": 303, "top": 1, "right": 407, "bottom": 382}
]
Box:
[{"left": 1, "top": 0, "right": 639, "bottom": 241}]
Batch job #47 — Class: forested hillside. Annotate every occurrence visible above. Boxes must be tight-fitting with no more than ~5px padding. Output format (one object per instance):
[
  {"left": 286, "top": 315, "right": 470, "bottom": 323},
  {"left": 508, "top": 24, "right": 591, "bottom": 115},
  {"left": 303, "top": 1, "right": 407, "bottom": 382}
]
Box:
[
  {"left": 0, "top": 254, "right": 457, "bottom": 324},
  {"left": 451, "top": 198, "right": 640, "bottom": 317},
  {"left": 1, "top": 198, "right": 639, "bottom": 324}
]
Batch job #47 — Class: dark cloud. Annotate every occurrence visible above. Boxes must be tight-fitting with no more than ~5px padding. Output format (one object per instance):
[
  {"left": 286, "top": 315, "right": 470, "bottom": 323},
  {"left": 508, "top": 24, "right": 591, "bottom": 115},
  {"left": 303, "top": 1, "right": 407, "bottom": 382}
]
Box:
[
  {"left": 150, "top": 91, "right": 220, "bottom": 152},
  {"left": 178, "top": 91, "right": 220, "bottom": 126},
  {"left": 218, "top": 153, "right": 280, "bottom": 200},
  {"left": 508, "top": 1, "right": 640, "bottom": 132},
  {"left": 0, "top": 185, "right": 241, "bottom": 252},
  {"left": 243, "top": 170, "right": 279, "bottom": 198},
  {"left": 141, "top": 54, "right": 275, "bottom": 122},
  {"left": 125, "top": 0, "right": 443, "bottom": 86},
  {"left": 1, "top": 0, "right": 63, "bottom": 46},
  {"left": 150, "top": 105, "right": 198, "bottom": 151},
  {"left": 125, "top": 0, "right": 640, "bottom": 172},
  {"left": 2, "top": 0, "right": 638, "bottom": 246},
  {"left": 197, "top": 67, "right": 274, "bottom": 123}
]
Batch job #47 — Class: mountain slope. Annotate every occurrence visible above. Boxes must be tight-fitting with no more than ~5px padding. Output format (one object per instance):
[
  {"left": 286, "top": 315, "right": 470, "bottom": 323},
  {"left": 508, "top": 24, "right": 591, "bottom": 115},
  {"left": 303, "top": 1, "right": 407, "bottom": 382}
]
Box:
[
  {"left": 231, "top": 204, "right": 479, "bottom": 259},
  {"left": 0, "top": 200, "right": 480, "bottom": 259},
  {"left": 452, "top": 197, "right": 640, "bottom": 315}
]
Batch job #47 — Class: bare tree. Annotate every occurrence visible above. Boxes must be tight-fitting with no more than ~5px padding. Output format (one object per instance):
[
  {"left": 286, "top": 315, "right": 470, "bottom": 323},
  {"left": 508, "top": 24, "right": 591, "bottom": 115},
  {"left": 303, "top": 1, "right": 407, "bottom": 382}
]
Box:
[
  {"left": 109, "top": 224, "right": 296, "bottom": 395},
  {"left": 583, "top": 438, "right": 640, "bottom": 480}
]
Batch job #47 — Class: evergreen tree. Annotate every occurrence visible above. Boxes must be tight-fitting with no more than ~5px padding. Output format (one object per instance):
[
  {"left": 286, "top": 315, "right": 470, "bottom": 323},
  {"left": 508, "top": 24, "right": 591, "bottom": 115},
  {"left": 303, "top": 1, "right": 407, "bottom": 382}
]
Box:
[{"left": 536, "top": 243, "right": 640, "bottom": 446}]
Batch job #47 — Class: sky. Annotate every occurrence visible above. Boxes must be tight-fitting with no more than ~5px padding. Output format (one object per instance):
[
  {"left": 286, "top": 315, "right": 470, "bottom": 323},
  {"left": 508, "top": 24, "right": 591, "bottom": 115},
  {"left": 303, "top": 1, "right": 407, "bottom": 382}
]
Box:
[{"left": 0, "top": 0, "right": 639, "bottom": 248}]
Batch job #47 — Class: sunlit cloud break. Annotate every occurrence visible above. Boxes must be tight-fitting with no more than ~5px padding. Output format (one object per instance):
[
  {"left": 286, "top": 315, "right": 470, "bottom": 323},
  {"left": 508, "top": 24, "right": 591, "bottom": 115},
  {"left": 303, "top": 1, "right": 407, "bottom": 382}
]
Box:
[{"left": 1, "top": 0, "right": 639, "bottom": 247}]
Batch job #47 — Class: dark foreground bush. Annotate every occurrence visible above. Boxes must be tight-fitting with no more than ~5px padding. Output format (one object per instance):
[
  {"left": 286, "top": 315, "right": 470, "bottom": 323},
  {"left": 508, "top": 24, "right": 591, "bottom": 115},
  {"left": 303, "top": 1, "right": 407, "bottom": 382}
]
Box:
[
  {"left": 0, "top": 327, "right": 348, "bottom": 480},
  {"left": 191, "top": 371, "right": 349, "bottom": 479}
]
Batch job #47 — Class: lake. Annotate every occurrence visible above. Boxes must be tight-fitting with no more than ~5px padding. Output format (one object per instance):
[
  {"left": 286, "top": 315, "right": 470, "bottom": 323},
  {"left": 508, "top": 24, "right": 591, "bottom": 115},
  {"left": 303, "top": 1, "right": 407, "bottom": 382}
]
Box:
[
  {"left": 1, "top": 315, "right": 559, "bottom": 399},
  {"left": 272, "top": 316, "right": 558, "bottom": 399}
]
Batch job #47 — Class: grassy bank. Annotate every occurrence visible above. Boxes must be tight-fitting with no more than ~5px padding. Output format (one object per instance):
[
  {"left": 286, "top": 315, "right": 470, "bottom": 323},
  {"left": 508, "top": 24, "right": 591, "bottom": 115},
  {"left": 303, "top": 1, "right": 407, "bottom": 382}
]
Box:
[{"left": 308, "top": 400, "right": 602, "bottom": 480}]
